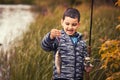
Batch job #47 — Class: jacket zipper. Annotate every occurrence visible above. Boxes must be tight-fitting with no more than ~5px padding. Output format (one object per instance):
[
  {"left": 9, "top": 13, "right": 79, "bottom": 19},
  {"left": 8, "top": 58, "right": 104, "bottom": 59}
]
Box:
[
  {"left": 74, "top": 44, "right": 76, "bottom": 79},
  {"left": 71, "top": 38, "right": 77, "bottom": 79},
  {"left": 72, "top": 38, "right": 79, "bottom": 80}
]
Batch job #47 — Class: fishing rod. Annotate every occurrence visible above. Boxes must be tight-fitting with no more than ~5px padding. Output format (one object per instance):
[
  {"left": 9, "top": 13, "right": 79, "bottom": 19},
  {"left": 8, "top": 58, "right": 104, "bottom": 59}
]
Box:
[
  {"left": 89, "top": 0, "right": 94, "bottom": 50},
  {"left": 85, "top": 0, "right": 94, "bottom": 80},
  {"left": 84, "top": 0, "right": 119, "bottom": 79}
]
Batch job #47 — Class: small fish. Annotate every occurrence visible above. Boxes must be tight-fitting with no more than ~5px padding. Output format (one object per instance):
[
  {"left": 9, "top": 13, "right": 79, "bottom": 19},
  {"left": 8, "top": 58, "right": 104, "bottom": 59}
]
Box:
[{"left": 55, "top": 50, "right": 61, "bottom": 76}]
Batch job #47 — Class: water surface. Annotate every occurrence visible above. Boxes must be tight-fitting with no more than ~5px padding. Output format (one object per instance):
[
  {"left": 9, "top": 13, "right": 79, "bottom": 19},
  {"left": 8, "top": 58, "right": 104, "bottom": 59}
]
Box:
[{"left": 0, "top": 5, "right": 37, "bottom": 50}]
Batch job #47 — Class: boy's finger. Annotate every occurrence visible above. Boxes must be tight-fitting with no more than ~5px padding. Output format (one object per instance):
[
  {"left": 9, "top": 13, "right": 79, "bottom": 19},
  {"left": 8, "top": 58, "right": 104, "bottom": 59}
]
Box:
[
  {"left": 55, "top": 30, "right": 61, "bottom": 37},
  {"left": 56, "top": 33, "right": 61, "bottom": 36}
]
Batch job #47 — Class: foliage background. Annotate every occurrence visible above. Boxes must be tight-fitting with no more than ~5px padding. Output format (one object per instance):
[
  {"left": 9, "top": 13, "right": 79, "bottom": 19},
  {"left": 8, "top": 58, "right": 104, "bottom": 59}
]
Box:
[{"left": 0, "top": 0, "right": 120, "bottom": 80}]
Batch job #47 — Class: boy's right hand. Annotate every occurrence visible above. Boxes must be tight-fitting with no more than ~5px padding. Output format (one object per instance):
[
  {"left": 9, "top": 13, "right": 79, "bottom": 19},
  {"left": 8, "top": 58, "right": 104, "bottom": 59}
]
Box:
[{"left": 50, "top": 29, "right": 61, "bottom": 39}]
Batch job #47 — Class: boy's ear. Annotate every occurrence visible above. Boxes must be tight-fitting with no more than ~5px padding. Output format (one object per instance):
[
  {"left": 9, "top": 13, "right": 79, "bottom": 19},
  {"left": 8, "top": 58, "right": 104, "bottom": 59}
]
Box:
[{"left": 77, "top": 22, "right": 80, "bottom": 27}]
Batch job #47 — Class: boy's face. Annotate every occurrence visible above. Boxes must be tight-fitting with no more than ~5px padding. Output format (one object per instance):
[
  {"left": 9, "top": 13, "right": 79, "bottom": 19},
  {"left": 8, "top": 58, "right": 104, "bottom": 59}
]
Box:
[{"left": 61, "top": 16, "right": 80, "bottom": 36}]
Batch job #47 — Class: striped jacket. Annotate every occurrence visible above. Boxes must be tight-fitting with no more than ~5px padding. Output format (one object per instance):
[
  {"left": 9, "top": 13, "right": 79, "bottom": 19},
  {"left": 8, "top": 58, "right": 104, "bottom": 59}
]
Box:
[{"left": 41, "top": 30, "right": 88, "bottom": 80}]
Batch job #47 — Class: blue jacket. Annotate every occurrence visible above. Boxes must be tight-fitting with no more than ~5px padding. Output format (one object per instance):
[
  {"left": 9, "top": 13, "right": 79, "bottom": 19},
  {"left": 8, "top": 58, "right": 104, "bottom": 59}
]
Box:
[{"left": 41, "top": 30, "right": 88, "bottom": 80}]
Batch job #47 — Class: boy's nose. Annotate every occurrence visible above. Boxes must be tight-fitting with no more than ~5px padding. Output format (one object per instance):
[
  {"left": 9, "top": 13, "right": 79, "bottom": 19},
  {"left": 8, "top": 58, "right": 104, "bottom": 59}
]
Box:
[{"left": 69, "top": 25, "right": 72, "bottom": 28}]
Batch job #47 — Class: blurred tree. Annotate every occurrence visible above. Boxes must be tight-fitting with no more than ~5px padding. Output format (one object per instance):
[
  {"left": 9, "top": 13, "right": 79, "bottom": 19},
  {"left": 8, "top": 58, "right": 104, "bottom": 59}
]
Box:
[
  {"left": 0, "top": 0, "right": 118, "bottom": 5},
  {"left": 21, "top": 0, "right": 33, "bottom": 4},
  {"left": 0, "top": 0, "right": 13, "bottom": 4},
  {"left": 0, "top": 0, "right": 33, "bottom": 4}
]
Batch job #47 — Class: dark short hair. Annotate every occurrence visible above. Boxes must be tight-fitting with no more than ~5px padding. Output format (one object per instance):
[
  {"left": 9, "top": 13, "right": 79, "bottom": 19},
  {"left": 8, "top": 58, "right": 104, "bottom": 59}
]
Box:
[{"left": 62, "top": 8, "right": 80, "bottom": 22}]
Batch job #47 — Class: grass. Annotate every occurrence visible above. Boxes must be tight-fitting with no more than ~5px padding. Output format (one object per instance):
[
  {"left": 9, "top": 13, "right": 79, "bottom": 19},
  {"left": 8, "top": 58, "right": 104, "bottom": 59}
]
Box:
[{"left": 0, "top": 3, "right": 120, "bottom": 80}]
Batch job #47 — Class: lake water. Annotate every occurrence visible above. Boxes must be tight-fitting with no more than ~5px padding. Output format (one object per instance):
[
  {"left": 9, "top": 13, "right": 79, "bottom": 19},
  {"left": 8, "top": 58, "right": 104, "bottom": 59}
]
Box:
[{"left": 0, "top": 5, "right": 37, "bottom": 50}]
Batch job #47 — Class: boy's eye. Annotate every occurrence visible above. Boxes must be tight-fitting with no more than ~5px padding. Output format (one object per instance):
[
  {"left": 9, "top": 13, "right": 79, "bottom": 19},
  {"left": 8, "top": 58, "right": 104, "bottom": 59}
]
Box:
[
  {"left": 65, "top": 22, "right": 77, "bottom": 26},
  {"left": 65, "top": 22, "right": 69, "bottom": 25},
  {"left": 72, "top": 23, "right": 77, "bottom": 26}
]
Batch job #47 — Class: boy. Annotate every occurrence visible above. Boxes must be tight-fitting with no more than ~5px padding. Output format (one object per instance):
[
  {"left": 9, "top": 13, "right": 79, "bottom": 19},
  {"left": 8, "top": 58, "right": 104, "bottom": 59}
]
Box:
[{"left": 41, "top": 8, "right": 91, "bottom": 80}]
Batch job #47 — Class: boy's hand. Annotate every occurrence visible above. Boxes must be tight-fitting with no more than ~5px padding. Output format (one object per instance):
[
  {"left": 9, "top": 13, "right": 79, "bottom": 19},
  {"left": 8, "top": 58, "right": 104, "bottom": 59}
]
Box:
[
  {"left": 85, "top": 66, "right": 93, "bottom": 72},
  {"left": 50, "top": 29, "right": 61, "bottom": 39}
]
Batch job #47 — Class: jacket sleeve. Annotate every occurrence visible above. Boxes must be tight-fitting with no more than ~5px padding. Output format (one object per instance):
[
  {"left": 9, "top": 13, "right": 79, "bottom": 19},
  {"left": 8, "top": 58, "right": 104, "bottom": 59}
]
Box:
[
  {"left": 41, "top": 32, "right": 57, "bottom": 51},
  {"left": 83, "top": 44, "right": 89, "bottom": 58}
]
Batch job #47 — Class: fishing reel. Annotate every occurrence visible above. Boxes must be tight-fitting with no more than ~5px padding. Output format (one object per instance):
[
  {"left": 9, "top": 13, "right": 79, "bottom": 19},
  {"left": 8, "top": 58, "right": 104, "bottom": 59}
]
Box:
[{"left": 84, "top": 56, "right": 93, "bottom": 67}]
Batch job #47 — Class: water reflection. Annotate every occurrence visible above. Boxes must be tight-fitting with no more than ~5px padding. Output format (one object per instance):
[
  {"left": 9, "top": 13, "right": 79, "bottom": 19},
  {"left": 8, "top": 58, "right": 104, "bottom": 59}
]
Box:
[{"left": 0, "top": 5, "right": 37, "bottom": 49}]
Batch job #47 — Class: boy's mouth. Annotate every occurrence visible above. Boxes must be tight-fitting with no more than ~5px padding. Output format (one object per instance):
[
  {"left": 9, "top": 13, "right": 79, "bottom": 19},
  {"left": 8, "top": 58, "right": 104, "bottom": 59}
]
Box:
[
  {"left": 67, "top": 29, "right": 73, "bottom": 32},
  {"left": 66, "top": 29, "right": 74, "bottom": 34}
]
